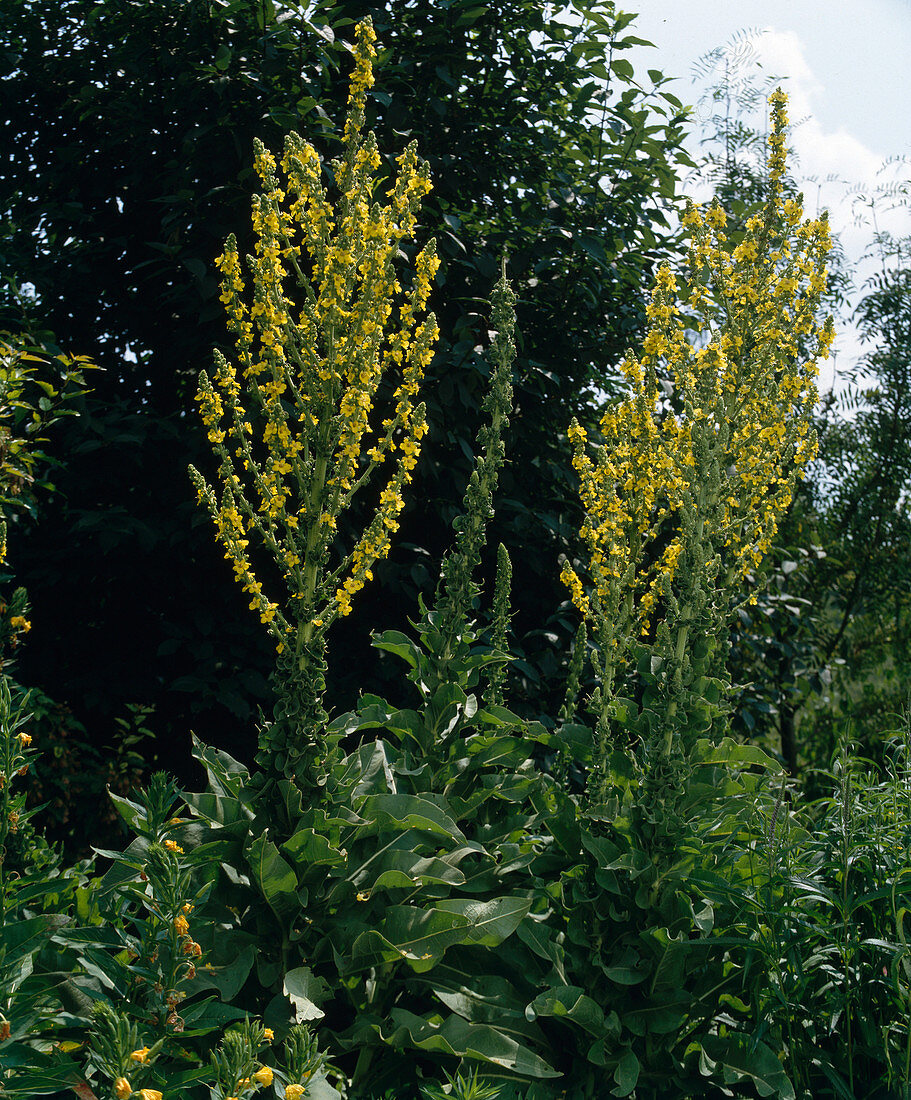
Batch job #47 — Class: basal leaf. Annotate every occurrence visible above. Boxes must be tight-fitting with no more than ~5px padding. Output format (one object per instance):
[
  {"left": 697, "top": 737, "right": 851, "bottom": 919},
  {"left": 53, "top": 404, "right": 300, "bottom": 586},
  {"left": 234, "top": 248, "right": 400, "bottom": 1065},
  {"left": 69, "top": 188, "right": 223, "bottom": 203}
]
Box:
[{"left": 434, "top": 896, "right": 531, "bottom": 947}]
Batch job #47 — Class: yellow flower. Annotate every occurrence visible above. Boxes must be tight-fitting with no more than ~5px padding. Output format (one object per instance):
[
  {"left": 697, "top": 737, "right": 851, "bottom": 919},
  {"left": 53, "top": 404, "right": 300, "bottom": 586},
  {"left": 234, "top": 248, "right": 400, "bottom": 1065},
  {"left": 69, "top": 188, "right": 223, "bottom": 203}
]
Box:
[
  {"left": 254, "top": 1066, "right": 274, "bottom": 1086},
  {"left": 17, "top": 732, "right": 32, "bottom": 747},
  {"left": 173, "top": 914, "right": 189, "bottom": 936},
  {"left": 285, "top": 1086, "right": 306, "bottom": 1100},
  {"left": 263, "top": 1028, "right": 275, "bottom": 1042},
  {"left": 130, "top": 1047, "right": 151, "bottom": 1063},
  {"left": 138, "top": 1091, "right": 163, "bottom": 1100},
  {"left": 163, "top": 839, "right": 183, "bottom": 854},
  {"left": 114, "top": 1078, "right": 132, "bottom": 1099}
]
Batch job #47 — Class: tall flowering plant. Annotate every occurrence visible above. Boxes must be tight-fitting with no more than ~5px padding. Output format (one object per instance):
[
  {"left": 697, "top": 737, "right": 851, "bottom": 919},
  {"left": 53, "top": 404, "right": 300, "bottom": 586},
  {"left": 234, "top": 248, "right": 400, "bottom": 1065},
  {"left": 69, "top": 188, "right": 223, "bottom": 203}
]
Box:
[
  {"left": 189, "top": 18, "right": 439, "bottom": 788},
  {"left": 562, "top": 90, "right": 834, "bottom": 797}
]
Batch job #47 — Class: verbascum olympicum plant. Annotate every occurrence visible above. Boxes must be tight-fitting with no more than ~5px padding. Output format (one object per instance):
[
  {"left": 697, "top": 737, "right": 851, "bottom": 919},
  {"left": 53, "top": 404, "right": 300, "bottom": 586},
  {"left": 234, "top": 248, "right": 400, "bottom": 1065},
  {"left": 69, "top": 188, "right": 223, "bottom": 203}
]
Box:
[
  {"left": 562, "top": 90, "right": 834, "bottom": 794},
  {"left": 429, "top": 264, "right": 516, "bottom": 684},
  {"left": 189, "top": 18, "right": 439, "bottom": 788}
]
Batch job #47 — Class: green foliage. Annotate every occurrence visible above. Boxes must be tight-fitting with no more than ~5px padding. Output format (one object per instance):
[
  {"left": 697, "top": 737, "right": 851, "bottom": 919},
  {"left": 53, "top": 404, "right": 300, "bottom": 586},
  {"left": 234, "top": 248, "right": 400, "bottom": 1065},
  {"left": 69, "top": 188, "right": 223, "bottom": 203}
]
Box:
[{"left": 0, "top": 329, "right": 94, "bottom": 527}]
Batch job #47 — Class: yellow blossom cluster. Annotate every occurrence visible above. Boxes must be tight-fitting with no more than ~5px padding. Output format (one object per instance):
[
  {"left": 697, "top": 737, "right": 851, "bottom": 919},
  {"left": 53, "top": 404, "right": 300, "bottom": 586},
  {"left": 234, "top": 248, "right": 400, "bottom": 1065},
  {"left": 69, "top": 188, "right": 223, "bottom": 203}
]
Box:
[
  {"left": 563, "top": 89, "right": 833, "bottom": 661},
  {"left": 189, "top": 18, "right": 438, "bottom": 653}
]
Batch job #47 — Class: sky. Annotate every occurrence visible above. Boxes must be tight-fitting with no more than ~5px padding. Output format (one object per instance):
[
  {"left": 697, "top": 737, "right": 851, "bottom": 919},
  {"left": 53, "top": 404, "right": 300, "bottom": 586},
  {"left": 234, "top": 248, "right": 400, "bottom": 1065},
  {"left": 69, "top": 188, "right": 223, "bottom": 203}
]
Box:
[{"left": 624, "top": 0, "right": 911, "bottom": 393}]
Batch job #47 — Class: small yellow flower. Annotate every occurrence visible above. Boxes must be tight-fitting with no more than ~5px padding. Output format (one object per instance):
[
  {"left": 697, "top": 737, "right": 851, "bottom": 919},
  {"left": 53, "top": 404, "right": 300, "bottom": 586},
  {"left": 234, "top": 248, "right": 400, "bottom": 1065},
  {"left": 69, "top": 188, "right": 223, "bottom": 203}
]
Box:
[
  {"left": 285, "top": 1086, "right": 306, "bottom": 1100},
  {"left": 17, "top": 732, "right": 32, "bottom": 747},
  {"left": 356, "top": 891, "right": 369, "bottom": 902},
  {"left": 254, "top": 1066, "right": 274, "bottom": 1086},
  {"left": 138, "top": 1091, "right": 163, "bottom": 1100},
  {"left": 263, "top": 1028, "right": 275, "bottom": 1042},
  {"left": 130, "top": 1046, "right": 151, "bottom": 1063},
  {"left": 114, "top": 1078, "right": 132, "bottom": 1100},
  {"left": 163, "top": 839, "right": 184, "bottom": 854},
  {"left": 173, "top": 914, "right": 189, "bottom": 936}
]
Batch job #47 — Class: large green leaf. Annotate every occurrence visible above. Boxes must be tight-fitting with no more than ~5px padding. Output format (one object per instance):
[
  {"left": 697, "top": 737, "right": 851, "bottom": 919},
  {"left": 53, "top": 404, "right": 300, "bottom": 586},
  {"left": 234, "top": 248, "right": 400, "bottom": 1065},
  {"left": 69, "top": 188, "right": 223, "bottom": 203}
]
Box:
[
  {"left": 699, "top": 1033, "right": 796, "bottom": 1099},
  {"left": 613, "top": 1049, "right": 640, "bottom": 1097},
  {"left": 245, "top": 834, "right": 300, "bottom": 926},
  {"left": 283, "top": 966, "right": 330, "bottom": 1022},
  {"left": 356, "top": 793, "right": 465, "bottom": 841},
  {"left": 516, "top": 919, "right": 567, "bottom": 983},
  {"left": 282, "top": 829, "right": 347, "bottom": 871},
  {"left": 434, "top": 896, "right": 531, "bottom": 947},
  {"left": 382, "top": 1008, "right": 561, "bottom": 1079},
  {"left": 183, "top": 790, "right": 254, "bottom": 828},
  {"left": 527, "top": 985, "right": 607, "bottom": 1037},
  {"left": 345, "top": 905, "right": 472, "bottom": 973},
  {"left": 350, "top": 847, "right": 468, "bottom": 893},
  {"left": 372, "top": 629, "right": 422, "bottom": 670},
  {"left": 191, "top": 735, "right": 250, "bottom": 798},
  {"left": 1, "top": 916, "right": 66, "bottom": 972},
  {"left": 427, "top": 970, "right": 547, "bottom": 1052}
]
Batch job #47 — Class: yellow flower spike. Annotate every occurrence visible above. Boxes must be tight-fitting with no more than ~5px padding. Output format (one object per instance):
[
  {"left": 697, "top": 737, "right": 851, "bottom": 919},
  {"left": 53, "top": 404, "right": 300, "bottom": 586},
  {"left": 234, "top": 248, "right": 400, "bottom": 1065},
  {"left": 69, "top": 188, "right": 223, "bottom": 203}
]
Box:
[
  {"left": 567, "top": 89, "right": 830, "bottom": 725},
  {"left": 191, "top": 16, "right": 437, "bottom": 783}
]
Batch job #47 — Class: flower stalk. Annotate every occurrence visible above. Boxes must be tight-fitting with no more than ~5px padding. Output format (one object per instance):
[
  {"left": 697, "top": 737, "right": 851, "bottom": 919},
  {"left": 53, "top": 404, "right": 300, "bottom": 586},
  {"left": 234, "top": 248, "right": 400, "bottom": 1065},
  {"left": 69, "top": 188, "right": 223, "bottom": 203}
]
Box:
[
  {"left": 563, "top": 90, "right": 833, "bottom": 797},
  {"left": 189, "top": 18, "right": 439, "bottom": 791}
]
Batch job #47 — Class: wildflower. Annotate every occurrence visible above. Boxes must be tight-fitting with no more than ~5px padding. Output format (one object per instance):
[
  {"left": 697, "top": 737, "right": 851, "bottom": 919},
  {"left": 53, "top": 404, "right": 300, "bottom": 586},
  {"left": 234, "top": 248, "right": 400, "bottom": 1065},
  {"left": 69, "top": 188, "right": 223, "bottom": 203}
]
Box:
[
  {"left": 254, "top": 1066, "right": 274, "bottom": 1086},
  {"left": 189, "top": 18, "right": 438, "bottom": 786},
  {"left": 138, "top": 1091, "right": 163, "bottom": 1100},
  {"left": 263, "top": 1028, "right": 275, "bottom": 1042},
  {"left": 173, "top": 914, "right": 189, "bottom": 936},
  {"left": 181, "top": 902, "right": 193, "bottom": 914},
  {"left": 285, "top": 1086, "right": 306, "bottom": 1100},
  {"left": 564, "top": 88, "right": 831, "bottom": 752},
  {"left": 9, "top": 615, "right": 30, "bottom": 633},
  {"left": 356, "top": 891, "right": 369, "bottom": 901},
  {"left": 163, "top": 839, "right": 183, "bottom": 854},
  {"left": 17, "top": 732, "right": 32, "bottom": 747},
  {"left": 114, "top": 1078, "right": 132, "bottom": 1099},
  {"left": 131, "top": 1047, "right": 151, "bottom": 1063}
]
